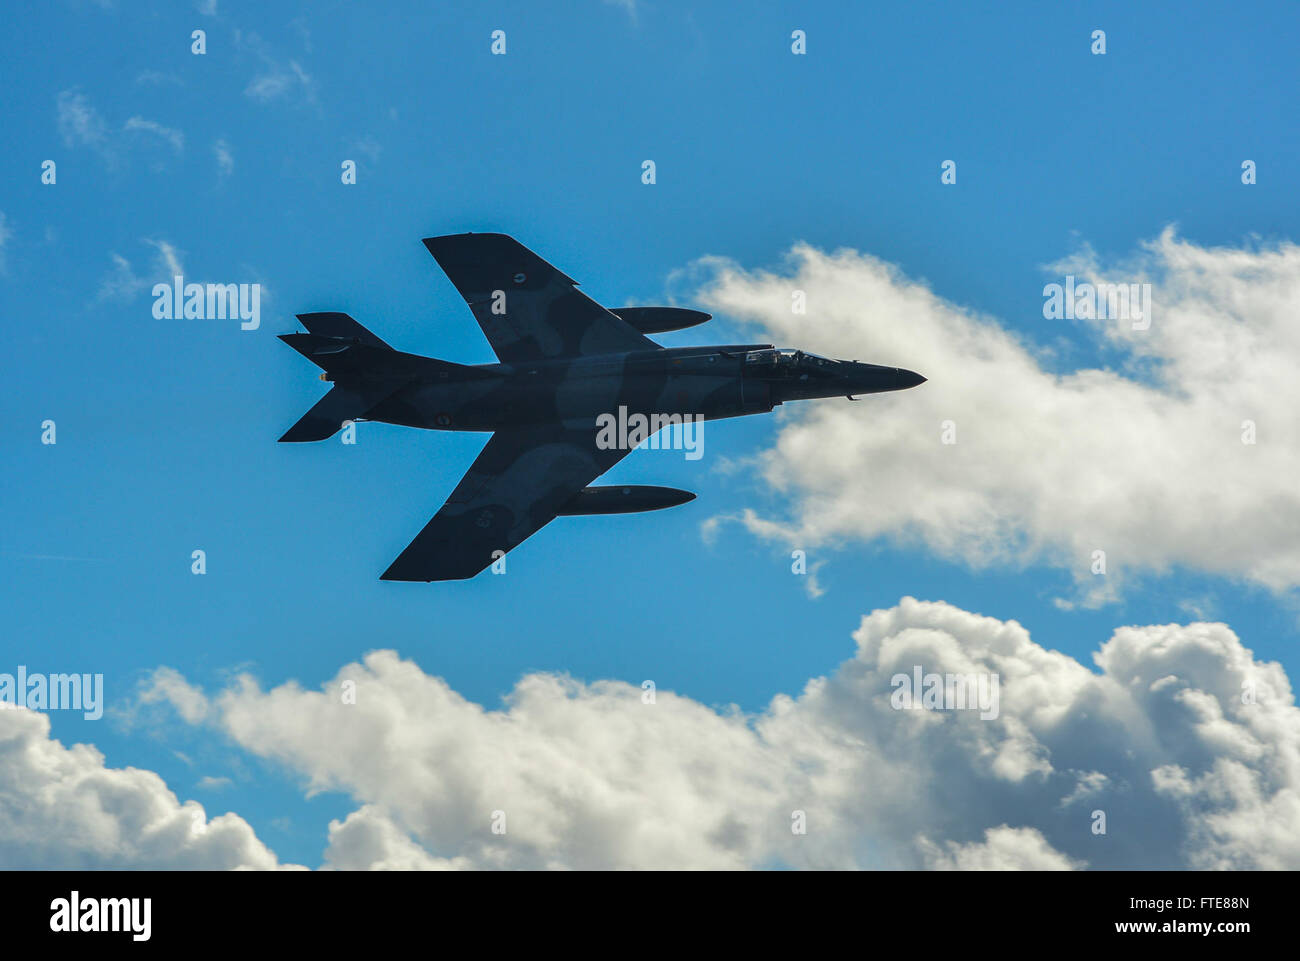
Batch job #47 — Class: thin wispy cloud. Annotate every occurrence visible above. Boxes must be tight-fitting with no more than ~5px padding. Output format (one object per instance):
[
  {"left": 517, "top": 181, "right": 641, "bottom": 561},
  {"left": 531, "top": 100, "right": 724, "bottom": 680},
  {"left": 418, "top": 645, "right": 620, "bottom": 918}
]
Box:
[
  {"left": 214, "top": 138, "right": 234, "bottom": 179},
  {"left": 149, "top": 238, "right": 183, "bottom": 277},
  {"left": 602, "top": 0, "right": 639, "bottom": 23},
  {"left": 95, "top": 239, "right": 185, "bottom": 302},
  {"left": 352, "top": 136, "right": 381, "bottom": 164},
  {"left": 56, "top": 89, "right": 109, "bottom": 154},
  {"left": 237, "top": 30, "right": 316, "bottom": 106},
  {"left": 135, "top": 70, "right": 182, "bottom": 86},
  {"left": 124, "top": 116, "right": 184, "bottom": 154},
  {"left": 2, "top": 552, "right": 105, "bottom": 563},
  {"left": 0, "top": 211, "right": 11, "bottom": 274},
  {"left": 96, "top": 253, "right": 143, "bottom": 302},
  {"left": 58, "top": 90, "right": 186, "bottom": 165}
]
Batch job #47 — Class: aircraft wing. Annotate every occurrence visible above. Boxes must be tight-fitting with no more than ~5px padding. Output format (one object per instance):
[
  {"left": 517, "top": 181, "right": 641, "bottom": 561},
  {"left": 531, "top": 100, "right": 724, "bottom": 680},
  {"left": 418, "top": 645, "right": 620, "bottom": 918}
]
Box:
[
  {"left": 380, "top": 422, "right": 634, "bottom": 581},
  {"left": 422, "top": 233, "right": 659, "bottom": 363}
]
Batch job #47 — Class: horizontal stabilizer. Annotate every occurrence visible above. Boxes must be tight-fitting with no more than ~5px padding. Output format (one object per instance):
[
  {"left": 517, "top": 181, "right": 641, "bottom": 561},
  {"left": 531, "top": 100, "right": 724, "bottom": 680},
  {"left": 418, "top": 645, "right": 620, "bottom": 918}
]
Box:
[
  {"left": 296, "top": 312, "right": 391, "bottom": 349},
  {"left": 279, "top": 385, "right": 393, "bottom": 443}
]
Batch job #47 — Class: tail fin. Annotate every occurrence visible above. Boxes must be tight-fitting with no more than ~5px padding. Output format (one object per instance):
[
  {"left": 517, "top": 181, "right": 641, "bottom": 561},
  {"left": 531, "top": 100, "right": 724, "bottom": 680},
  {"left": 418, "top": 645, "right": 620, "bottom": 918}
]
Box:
[{"left": 279, "top": 311, "right": 495, "bottom": 442}]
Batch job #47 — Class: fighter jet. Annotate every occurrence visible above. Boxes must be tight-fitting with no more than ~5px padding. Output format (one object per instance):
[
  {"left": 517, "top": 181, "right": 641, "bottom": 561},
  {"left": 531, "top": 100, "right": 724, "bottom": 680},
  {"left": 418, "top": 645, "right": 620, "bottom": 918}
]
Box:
[{"left": 279, "top": 233, "right": 925, "bottom": 581}]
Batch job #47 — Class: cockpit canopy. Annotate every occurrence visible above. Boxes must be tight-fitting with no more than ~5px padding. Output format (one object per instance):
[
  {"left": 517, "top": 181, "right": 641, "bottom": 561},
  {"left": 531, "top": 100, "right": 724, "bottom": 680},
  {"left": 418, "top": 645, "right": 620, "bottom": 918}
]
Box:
[{"left": 744, "top": 348, "right": 836, "bottom": 368}]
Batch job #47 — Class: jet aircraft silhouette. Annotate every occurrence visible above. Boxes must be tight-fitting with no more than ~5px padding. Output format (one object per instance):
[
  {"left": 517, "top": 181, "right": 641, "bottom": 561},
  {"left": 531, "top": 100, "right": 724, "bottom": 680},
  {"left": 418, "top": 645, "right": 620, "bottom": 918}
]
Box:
[{"left": 280, "top": 233, "right": 925, "bottom": 580}]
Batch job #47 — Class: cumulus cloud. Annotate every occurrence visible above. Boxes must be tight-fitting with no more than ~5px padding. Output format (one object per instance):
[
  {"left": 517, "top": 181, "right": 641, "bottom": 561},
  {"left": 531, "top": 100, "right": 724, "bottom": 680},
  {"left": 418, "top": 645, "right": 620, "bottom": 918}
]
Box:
[
  {"left": 0, "top": 709, "right": 293, "bottom": 869},
  {"left": 137, "top": 598, "right": 1300, "bottom": 870},
  {"left": 689, "top": 231, "right": 1300, "bottom": 603},
  {"left": 137, "top": 665, "right": 208, "bottom": 723},
  {"left": 919, "top": 825, "right": 1083, "bottom": 870},
  {"left": 325, "top": 807, "right": 471, "bottom": 870}
]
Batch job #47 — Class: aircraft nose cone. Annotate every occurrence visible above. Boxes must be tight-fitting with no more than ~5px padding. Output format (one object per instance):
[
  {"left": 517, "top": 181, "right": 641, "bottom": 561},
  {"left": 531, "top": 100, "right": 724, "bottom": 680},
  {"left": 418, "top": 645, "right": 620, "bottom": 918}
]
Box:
[
  {"left": 849, "top": 363, "right": 926, "bottom": 393},
  {"left": 893, "top": 367, "right": 926, "bottom": 389}
]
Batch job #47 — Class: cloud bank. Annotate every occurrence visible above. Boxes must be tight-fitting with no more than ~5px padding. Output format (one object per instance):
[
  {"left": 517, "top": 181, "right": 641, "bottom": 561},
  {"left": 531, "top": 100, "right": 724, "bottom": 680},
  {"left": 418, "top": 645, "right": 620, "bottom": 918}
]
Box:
[
  {"left": 114, "top": 597, "right": 1299, "bottom": 870},
  {"left": 0, "top": 708, "right": 294, "bottom": 869},
  {"left": 691, "top": 230, "right": 1300, "bottom": 604}
]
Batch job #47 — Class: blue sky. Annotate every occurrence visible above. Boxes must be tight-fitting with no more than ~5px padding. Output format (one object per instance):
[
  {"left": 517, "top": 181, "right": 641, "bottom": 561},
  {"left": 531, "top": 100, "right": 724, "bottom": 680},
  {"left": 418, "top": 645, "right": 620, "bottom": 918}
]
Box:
[{"left": 3, "top": 1, "right": 1299, "bottom": 868}]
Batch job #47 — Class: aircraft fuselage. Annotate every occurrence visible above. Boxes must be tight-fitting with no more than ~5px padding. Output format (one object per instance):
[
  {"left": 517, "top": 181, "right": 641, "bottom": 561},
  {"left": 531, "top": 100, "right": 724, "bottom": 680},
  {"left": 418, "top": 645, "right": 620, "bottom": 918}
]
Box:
[{"left": 362, "top": 344, "right": 924, "bottom": 433}]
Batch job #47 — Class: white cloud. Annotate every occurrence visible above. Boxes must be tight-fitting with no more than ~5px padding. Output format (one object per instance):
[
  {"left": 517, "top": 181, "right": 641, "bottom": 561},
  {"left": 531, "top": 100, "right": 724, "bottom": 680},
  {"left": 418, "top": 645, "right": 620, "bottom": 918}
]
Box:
[
  {"left": 56, "top": 89, "right": 108, "bottom": 152},
  {"left": 689, "top": 231, "right": 1300, "bottom": 603},
  {"left": 919, "top": 825, "right": 1082, "bottom": 870},
  {"left": 138, "top": 598, "right": 1300, "bottom": 870},
  {"left": 137, "top": 665, "right": 208, "bottom": 722},
  {"left": 135, "top": 70, "right": 181, "bottom": 86},
  {"left": 246, "top": 71, "right": 292, "bottom": 102},
  {"left": 237, "top": 32, "right": 315, "bottom": 105},
  {"left": 351, "top": 135, "right": 381, "bottom": 165},
  {"left": 214, "top": 138, "right": 234, "bottom": 178},
  {"left": 95, "top": 239, "right": 184, "bottom": 303},
  {"left": 149, "top": 239, "right": 183, "bottom": 278},
  {"left": 124, "top": 116, "right": 184, "bottom": 154},
  {"left": 324, "top": 807, "right": 470, "bottom": 870},
  {"left": 95, "top": 253, "right": 143, "bottom": 302},
  {"left": 58, "top": 91, "right": 186, "bottom": 164},
  {"left": 246, "top": 60, "right": 313, "bottom": 103},
  {"left": 0, "top": 211, "right": 10, "bottom": 273},
  {"left": 0, "top": 709, "right": 293, "bottom": 869},
  {"left": 602, "top": 0, "right": 638, "bottom": 23}
]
